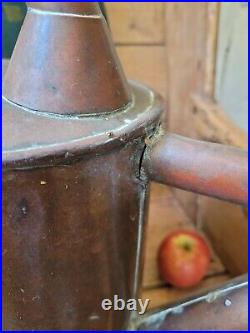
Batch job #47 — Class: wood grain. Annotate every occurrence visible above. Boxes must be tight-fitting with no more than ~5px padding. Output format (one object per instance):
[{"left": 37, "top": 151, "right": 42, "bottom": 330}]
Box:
[
  {"left": 165, "top": 2, "right": 208, "bottom": 135},
  {"left": 204, "top": 3, "right": 219, "bottom": 97},
  {"left": 198, "top": 198, "right": 248, "bottom": 276},
  {"left": 117, "top": 46, "right": 167, "bottom": 101},
  {"left": 164, "top": 3, "right": 210, "bottom": 219},
  {"left": 191, "top": 94, "right": 248, "bottom": 149},
  {"left": 190, "top": 94, "right": 248, "bottom": 276},
  {"left": 106, "top": 3, "right": 165, "bottom": 45}
]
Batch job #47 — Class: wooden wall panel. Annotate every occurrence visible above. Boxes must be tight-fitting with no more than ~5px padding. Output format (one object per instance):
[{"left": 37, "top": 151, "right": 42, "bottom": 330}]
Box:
[
  {"left": 164, "top": 3, "right": 210, "bottom": 220},
  {"left": 106, "top": 2, "right": 165, "bottom": 45},
  {"left": 191, "top": 94, "right": 248, "bottom": 275},
  {"left": 106, "top": 3, "right": 167, "bottom": 124},
  {"left": 198, "top": 198, "right": 248, "bottom": 275},
  {"left": 215, "top": 3, "right": 248, "bottom": 131},
  {"left": 191, "top": 94, "right": 248, "bottom": 149},
  {"left": 117, "top": 46, "right": 167, "bottom": 101},
  {"left": 165, "top": 2, "right": 208, "bottom": 135},
  {"left": 143, "top": 184, "right": 225, "bottom": 289},
  {"left": 107, "top": 2, "right": 248, "bottom": 280}
]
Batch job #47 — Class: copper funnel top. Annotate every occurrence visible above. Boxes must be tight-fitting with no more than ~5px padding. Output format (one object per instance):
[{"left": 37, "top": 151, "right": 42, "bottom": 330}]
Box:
[{"left": 3, "top": 2, "right": 131, "bottom": 115}]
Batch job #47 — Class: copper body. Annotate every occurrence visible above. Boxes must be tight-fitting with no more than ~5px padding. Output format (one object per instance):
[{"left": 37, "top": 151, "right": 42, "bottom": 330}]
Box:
[
  {"left": 3, "top": 61, "right": 162, "bottom": 329},
  {"left": 3, "top": 140, "right": 150, "bottom": 330},
  {"left": 2, "top": 2, "right": 248, "bottom": 331}
]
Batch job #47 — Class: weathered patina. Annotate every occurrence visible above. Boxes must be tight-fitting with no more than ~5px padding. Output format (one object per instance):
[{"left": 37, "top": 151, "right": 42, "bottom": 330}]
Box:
[{"left": 2, "top": 2, "right": 248, "bottom": 331}]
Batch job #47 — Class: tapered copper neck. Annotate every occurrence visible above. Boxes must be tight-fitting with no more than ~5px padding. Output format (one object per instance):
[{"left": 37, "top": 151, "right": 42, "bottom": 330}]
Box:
[{"left": 3, "top": 2, "right": 131, "bottom": 115}]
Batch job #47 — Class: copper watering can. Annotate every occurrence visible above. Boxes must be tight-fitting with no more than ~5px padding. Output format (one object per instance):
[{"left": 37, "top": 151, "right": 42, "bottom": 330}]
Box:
[{"left": 2, "top": 3, "right": 248, "bottom": 330}]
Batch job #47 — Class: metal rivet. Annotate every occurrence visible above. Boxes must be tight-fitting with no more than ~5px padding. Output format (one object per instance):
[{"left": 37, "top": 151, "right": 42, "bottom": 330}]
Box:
[{"left": 224, "top": 298, "right": 232, "bottom": 307}]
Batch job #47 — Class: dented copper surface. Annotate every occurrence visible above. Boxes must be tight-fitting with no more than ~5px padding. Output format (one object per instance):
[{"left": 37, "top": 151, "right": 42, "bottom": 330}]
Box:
[
  {"left": 3, "top": 140, "right": 152, "bottom": 330},
  {"left": 2, "top": 1, "right": 248, "bottom": 331}
]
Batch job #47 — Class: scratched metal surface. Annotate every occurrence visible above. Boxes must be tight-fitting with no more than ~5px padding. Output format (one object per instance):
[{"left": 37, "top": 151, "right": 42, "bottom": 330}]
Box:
[
  {"left": 3, "top": 80, "right": 162, "bottom": 169},
  {"left": 3, "top": 139, "right": 152, "bottom": 330}
]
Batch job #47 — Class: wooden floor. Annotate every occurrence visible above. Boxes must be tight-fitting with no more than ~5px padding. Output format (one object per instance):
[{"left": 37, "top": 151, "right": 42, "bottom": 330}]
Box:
[{"left": 141, "top": 182, "right": 230, "bottom": 310}]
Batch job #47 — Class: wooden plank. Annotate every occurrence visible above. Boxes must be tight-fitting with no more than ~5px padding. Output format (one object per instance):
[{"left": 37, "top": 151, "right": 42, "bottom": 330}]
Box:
[
  {"left": 141, "top": 273, "right": 230, "bottom": 310},
  {"left": 142, "top": 183, "right": 225, "bottom": 289},
  {"left": 171, "top": 189, "right": 198, "bottom": 223},
  {"left": 165, "top": 2, "right": 208, "bottom": 135},
  {"left": 215, "top": 3, "right": 248, "bottom": 131},
  {"left": 164, "top": 1, "right": 248, "bottom": 244},
  {"left": 189, "top": 94, "right": 248, "bottom": 277},
  {"left": 106, "top": 3, "right": 165, "bottom": 45},
  {"left": 116, "top": 46, "right": 167, "bottom": 102},
  {"left": 191, "top": 94, "right": 248, "bottom": 149},
  {"left": 143, "top": 183, "right": 192, "bottom": 288},
  {"left": 198, "top": 198, "right": 248, "bottom": 276},
  {"left": 204, "top": 3, "right": 219, "bottom": 97},
  {"left": 164, "top": 3, "right": 210, "bottom": 219}
]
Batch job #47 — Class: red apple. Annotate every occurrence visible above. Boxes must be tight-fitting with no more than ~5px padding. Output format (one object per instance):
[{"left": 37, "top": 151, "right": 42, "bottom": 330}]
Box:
[{"left": 158, "top": 229, "right": 210, "bottom": 288}]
